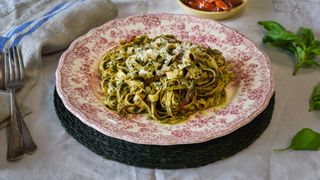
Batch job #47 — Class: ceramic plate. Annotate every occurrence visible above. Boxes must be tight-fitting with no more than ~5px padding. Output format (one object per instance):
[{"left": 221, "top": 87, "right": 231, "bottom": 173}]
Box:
[{"left": 56, "top": 14, "right": 274, "bottom": 145}]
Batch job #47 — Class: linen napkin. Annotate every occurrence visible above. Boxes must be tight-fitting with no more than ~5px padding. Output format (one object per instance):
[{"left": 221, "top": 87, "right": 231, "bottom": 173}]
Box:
[{"left": 0, "top": 0, "right": 118, "bottom": 129}]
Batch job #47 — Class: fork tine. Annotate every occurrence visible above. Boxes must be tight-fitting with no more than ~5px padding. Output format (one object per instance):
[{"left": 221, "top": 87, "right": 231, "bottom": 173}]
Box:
[
  {"left": 8, "top": 48, "right": 15, "bottom": 83},
  {"left": 12, "top": 46, "right": 22, "bottom": 81},
  {"left": 14, "top": 46, "right": 24, "bottom": 80},
  {"left": 3, "top": 48, "right": 10, "bottom": 86},
  {"left": 17, "top": 46, "right": 25, "bottom": 79}
]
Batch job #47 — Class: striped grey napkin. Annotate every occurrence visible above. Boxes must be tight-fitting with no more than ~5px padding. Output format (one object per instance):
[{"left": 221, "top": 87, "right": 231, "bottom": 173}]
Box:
[{"left": 0, "top": 0, "right": 118, "bottom": 129}]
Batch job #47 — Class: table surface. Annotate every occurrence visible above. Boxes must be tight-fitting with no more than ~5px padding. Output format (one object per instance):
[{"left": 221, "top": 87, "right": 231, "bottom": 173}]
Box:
[{"left": 1, "top": 0, "right": 320, "bottom": 179}]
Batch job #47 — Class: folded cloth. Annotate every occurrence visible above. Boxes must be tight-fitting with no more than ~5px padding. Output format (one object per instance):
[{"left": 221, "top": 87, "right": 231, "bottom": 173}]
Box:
[{"left": 0, "top": 0, "right": 118, "bottom": 129}]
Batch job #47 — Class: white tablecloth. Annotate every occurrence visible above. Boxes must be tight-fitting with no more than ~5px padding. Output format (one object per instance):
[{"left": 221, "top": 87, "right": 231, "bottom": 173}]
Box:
[{"left": 1, "top": 0, "right": 320, "bottom": 179}]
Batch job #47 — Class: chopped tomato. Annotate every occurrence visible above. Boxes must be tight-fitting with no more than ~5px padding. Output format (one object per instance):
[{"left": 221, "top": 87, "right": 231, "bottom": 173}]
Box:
[{"left": 184, "top": 0, "right": 242, "bottom": 12}]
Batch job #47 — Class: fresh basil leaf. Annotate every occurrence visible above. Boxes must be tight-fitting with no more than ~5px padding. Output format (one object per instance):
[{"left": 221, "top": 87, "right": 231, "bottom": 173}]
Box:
[
  {"left": 258, "top": 21, "right": 303, "bottom": 53},
  {"left": 261, "top": 30, "right": 302, "bottom": 54},
  {"left": 311, "top": 102, "right": 320, "bottom": 111},
  {"left": 294, "top": 47, "right": 320, "bottom": 74},
  {"left": 289, "top": 128, "right": 320, "bottom": 150},
  {"left": 276, "top": 128, "right": 320, "bottom": 151},
  {"left": 293, "top": 46, "right": 305, "bottom": 75},
  {"left": 258, "top": 21, "right": 287, "bottom": 32},
  {"left": 258, "top": 20, "right": 320, "bottom": 75},
  {"left": 311, "top": 39, "right": 320, "bottom": 48},
  {"left": 301, "top": 59, "right": 320, "bottom": 67},
  {"left": 310, "top": 39, "right": 320, "bottom": 50},
  {"left": 310, "top": 82, "right": 320, "bottom": 111},
  {"left": 311, "top": 47, "right": 320, "bottom": 55},
  {"left": 309, "top": 40, "right": 320, "bottom": 56},
  {"left": 297, "top": 27, "right": 315, "bottom": 47},
  {"left": 272, "top": 42, "right": 296, "bottom": 53},
  {"left": 296, "top": 46, "right": 305, "bottom": 61},
  {"left": 258, "top": 21, "right": 301, "bottom": 43},
  {"left": 262, "top": 30, "right": 301, "bottom": 44}
]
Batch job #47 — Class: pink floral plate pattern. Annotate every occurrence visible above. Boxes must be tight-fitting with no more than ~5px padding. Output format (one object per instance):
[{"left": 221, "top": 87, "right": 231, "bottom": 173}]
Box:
[{"left": 56, "top": 14, "right": 274, "bottom": 145}]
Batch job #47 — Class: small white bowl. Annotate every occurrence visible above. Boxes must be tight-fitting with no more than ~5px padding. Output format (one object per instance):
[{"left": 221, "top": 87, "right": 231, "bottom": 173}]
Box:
[{"left": 177, "top": 0, "right": 248, "bottom": 20}]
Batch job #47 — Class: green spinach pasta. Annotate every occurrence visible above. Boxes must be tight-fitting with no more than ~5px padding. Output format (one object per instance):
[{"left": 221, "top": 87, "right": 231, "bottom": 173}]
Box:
[{"left": 98, "top": 34, "right": 234, "bottom": 124}]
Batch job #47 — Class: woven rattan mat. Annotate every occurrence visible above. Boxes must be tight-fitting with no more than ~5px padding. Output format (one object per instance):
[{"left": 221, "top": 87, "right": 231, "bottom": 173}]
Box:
[{"left": 54, "top": 89, "right": 275, "bottom": 169}]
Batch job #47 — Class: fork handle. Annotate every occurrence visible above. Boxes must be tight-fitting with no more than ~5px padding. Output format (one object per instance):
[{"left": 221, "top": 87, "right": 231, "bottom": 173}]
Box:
[
  {"left": 15, "top": 99, "right": 37, "bottom": 154},
  {"left": 7, "top": 89, "right": 24, "bottom": 161}
]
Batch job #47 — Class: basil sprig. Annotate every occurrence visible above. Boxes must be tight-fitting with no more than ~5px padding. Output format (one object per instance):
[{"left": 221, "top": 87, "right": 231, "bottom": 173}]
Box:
[
  {"left": 310, "top": 82, "right": 320, "bottom": 111},
  {"left": 276, "top": 128, "right": 320, "bottom": 151},
  {"left": 258, "top": 21, "right": 320, "bottom": 75}
]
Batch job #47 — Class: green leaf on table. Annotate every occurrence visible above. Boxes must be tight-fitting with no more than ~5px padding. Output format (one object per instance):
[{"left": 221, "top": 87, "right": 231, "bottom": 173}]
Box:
[
  {"left": 310, "top": 82, "right": 320, "bottom": 111},
  {"left": 297, "top": 27, "right": 315, "bottom": 47},
  {"left": 258, "top": 20, "right": 320, "bottom": 75},
  {"left": 310, "top": 47, "right": 320, "bottom": 55},
  {"left": 309, "top": 40, "right": 320, "bottom": 56},
  {"left": 275, "top": 128, "right": 320, "bottom": 151},
  {"left": 257, "top": 21, "right": 286, "bottom": 32},
  {"left": 262, "top": 30, "right": 298, "bottom": 43},
  {"left": 293, "top": 47, "right": 320, "bottom": 74},
  {"left": 263, "top": 31, "right": 300, "bottom": 53},
  {"left": 258, "top": 21, "right": 302, "bottom": 50}
]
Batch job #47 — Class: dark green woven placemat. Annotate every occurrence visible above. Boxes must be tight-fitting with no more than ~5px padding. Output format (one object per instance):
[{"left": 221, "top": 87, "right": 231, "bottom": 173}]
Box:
[{"left": 54, "top": 89, "right": 275, "bottom": 169}]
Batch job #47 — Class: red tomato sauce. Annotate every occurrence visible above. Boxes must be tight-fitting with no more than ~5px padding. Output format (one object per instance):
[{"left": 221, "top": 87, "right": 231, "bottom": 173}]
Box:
[{"left": 184, "top": 0, "right": 242, "bottom": 12}]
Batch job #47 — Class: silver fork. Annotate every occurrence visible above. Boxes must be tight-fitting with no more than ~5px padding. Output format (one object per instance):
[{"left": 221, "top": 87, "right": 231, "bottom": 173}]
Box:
[{"left": 4, "top": 46, "right": 37, "bottom": 161}]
